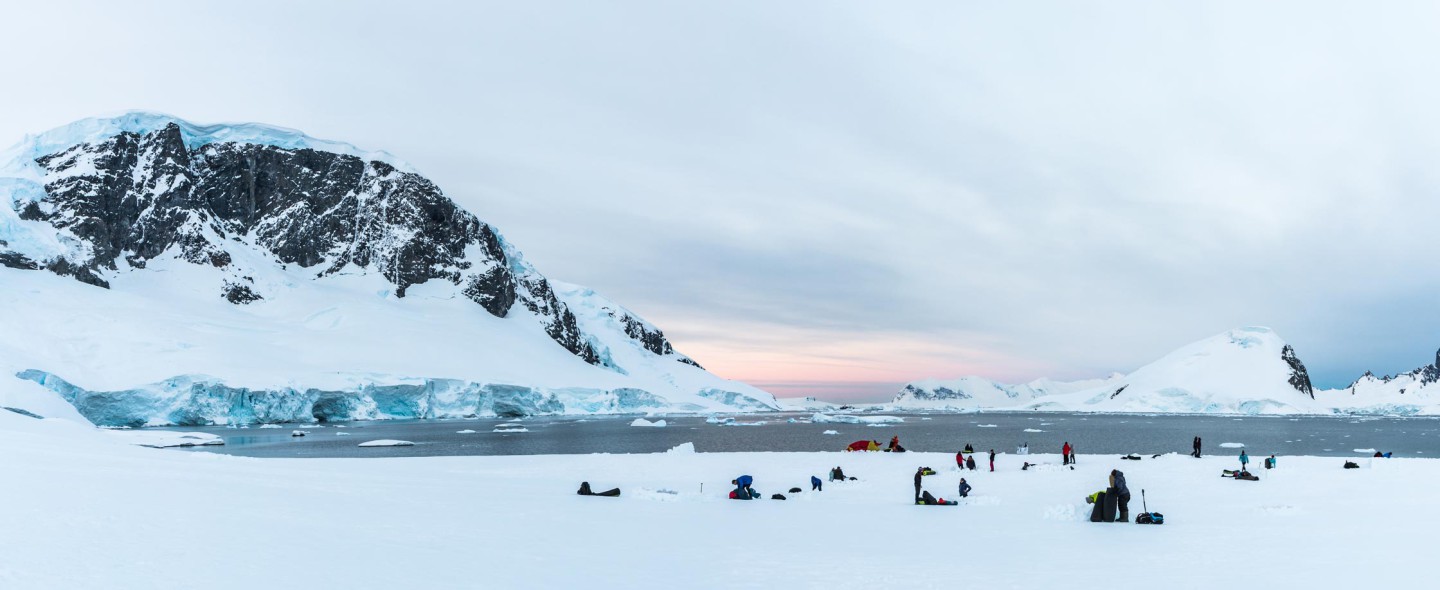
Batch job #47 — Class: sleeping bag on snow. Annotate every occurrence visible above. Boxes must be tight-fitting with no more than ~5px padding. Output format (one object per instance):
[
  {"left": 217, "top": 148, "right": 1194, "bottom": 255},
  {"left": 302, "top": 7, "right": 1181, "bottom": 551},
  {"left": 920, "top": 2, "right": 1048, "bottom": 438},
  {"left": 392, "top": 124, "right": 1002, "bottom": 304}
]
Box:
[{"left": 1102, "top": 487, "right": 1118, "bottom": 522}]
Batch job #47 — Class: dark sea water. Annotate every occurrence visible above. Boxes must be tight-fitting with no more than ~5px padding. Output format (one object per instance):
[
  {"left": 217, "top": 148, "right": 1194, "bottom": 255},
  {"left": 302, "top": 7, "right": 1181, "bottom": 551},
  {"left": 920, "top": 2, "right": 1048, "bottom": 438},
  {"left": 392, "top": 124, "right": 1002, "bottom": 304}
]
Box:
[{"left": 148, "top": 412, "right": 1440, "bottom": 459}]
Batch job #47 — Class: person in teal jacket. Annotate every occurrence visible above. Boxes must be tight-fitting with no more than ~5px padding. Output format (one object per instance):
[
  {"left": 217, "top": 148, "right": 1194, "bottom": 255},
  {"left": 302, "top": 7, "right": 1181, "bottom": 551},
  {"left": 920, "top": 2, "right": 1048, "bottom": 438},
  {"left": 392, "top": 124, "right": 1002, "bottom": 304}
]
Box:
[{"left": 1239, "top": 450, "right": 1249, "bottom": 471}]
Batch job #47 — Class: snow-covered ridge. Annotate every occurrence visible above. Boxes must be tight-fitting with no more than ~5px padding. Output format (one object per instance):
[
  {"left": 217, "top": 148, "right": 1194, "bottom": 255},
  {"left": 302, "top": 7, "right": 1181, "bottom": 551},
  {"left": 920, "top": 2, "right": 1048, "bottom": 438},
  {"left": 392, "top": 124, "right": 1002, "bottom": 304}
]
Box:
[
  {"left": 0, "top": 113, "right": 778, "bottom": 424},
  {"left": 2, "top": 111, "right": 416, "bottom": 186},
  {"left": 893, "top": 327, "right": 1440, "bottom": 416}
]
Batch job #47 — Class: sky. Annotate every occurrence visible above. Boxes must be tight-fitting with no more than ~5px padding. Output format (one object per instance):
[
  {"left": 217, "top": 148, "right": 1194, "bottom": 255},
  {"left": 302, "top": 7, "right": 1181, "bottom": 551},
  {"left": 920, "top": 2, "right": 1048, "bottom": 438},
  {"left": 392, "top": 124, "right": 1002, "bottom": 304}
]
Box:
[{"left": 3, "top": 1, "right": 1440, "bottom": 402}]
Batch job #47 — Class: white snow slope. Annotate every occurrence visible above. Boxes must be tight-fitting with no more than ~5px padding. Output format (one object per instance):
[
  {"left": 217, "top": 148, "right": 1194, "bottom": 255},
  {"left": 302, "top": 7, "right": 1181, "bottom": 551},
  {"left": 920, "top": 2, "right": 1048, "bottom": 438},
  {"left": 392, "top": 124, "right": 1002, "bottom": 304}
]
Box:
[
  {"left": 0, "top": 390, "right": 1431, "bottom": 589},
  {"left": 894, "top": 327, "right": 1440, "bottom": 415},
  {"left": 0, "top": 113, "right": 776, "bottom": 425}
]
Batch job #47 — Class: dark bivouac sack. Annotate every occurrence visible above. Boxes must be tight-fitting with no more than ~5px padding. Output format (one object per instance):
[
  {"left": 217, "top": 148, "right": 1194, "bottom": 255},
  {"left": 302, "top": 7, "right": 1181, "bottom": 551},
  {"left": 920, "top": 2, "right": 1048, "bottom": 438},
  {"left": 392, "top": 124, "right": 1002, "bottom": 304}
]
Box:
[
  {"left": 919, "top": 491, "right": 938, "bottom": 505},
  {"left": 595, "top": 487, "right": 621, "bottom": 497},
  {"left": 771, "top": 494, "right": 786, "bottom": 500},
  {"left": 1089, "top": 492, "right": 1107, "bottom": 522},
  {"left": 789, "top": 487, "right": 802, "bottom": 493},
  {"left": 1344, "top": 461, "right": 1359, "bottom": 469},
  {"left": 1102, "top": 487, "right": 1119, "bottom": 522}
]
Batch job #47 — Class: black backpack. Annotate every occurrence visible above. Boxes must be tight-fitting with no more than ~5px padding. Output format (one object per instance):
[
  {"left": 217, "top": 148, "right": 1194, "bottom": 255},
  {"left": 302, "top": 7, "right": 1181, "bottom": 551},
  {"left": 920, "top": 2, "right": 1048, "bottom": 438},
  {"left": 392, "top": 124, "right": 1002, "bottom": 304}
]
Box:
[{"left": 1136, "top": 512, "right": 1164, "bottom": 525}]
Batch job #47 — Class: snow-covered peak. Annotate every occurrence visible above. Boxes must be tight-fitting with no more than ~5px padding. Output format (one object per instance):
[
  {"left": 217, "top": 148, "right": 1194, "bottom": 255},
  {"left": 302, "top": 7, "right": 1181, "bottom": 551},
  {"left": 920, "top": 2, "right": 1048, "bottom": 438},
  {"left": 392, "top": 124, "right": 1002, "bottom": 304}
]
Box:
[
  {"left": 1, "top": 113, "right": 776, "bottom": 424},
  {"left": 893, "top": 327, "right": 1318, "bottom": 414},
  {"left": 2, "top": 111, "right": 416, "bottom": 186}
]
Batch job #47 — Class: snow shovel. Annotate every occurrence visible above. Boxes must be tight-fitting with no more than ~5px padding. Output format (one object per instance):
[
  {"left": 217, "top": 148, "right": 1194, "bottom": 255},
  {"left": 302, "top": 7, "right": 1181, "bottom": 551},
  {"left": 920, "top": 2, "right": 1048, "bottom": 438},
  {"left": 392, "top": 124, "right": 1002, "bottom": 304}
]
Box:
[{"left": 1135, "top": 489, "right": 1163, "bottom": 525}]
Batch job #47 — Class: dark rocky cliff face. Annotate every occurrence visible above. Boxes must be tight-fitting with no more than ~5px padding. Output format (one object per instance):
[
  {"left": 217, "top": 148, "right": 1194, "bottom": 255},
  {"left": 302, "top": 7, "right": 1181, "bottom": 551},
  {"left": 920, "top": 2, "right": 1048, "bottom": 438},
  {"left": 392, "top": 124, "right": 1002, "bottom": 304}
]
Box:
[
  {"left": 6, "top": 122, "right": 700, "bottom": 367},
  {"left": 1281, "top": 344, "right": 1314, "bottom": 399}
]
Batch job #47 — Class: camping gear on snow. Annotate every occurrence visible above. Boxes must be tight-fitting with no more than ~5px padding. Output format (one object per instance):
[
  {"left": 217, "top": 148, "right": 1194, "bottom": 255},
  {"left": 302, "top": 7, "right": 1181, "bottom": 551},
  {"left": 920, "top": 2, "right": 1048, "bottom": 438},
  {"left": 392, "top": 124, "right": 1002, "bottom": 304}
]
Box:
[
  {"left": 771, "top": 494, "right": 786, "bottom": 500},
  {"left": 1121, "top": 454, "right": 1142, "bottom": 460},
  {"left": 730, "top": 488, "right": 759, "bottom": 499},
  {"left": 1344, "top": 461, "right": 1360, "bottom": 469},
  {"left": 789, "top": 487, "right": 803, "bottom": 494},
  {"left": 964, "top": 444, "right": 974, "bottom": 453},
  {"left": 577, "top": 482, "right": 621, "bottom": 497},
  {"left": 846, "top": 440, "right": 879, "bottom": 452},
  {"left": 1264, "top": 456, "right": 1276, "bottom": 469},
  {"left": 920, "top": 467, "right": 937, "bottom": 476},
  {"left": 1134, "top": 490, "right": 1164, "bottom": 525},
  {"left": 916, "top": 491, "right": 957, "bottom": 505}
]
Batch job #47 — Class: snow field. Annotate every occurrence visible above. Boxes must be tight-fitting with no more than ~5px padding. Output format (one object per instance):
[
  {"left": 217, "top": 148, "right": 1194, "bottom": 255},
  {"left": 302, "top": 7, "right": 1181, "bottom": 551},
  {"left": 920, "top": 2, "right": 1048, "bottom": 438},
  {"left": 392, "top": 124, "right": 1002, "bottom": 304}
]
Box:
[{"left": 0, "top": 407, "right": 1433, "bottom": 589}]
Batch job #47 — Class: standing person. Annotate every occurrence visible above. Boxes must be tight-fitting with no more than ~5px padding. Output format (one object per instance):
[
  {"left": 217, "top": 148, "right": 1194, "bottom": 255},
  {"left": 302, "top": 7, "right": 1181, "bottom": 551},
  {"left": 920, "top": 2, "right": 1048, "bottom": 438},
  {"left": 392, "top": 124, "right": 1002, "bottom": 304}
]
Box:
[
  {"left": 1197, "top": 436, "right": 1203, "bottom": 458},
  {"left": 956, "top": 451, "right": 965, "bottom": 470},
  {"left": 1062, "top": 442, "right": 1072, "bottom": 466},
  {"left": 914, "top": 467, "right": 924, "bottom": 502},
  {"left": 1109, "top": 469, "right": 1131, "bottom": 522},
  {"left": 1240, "top": 449, "right": 1249, "bottom": 472},
  {"left": 988, "top": 449, "right": 996, "bottom": 472},
  {"left": 1191, "top": 437, "right": 1199, "bottom": 457},
  {"left": 958, "top": 478, "right": 972, "bottom": 498}
]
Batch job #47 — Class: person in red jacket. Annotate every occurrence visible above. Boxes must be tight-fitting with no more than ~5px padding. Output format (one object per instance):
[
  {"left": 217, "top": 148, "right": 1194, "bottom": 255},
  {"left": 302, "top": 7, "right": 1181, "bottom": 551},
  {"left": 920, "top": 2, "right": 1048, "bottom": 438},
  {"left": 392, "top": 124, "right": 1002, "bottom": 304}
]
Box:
[
  {"left": 956, "top": 451, "right": 964, "bottom": 469},
  {"left": 1063, "top": 442, "right": 1073, "bottom": 466}
]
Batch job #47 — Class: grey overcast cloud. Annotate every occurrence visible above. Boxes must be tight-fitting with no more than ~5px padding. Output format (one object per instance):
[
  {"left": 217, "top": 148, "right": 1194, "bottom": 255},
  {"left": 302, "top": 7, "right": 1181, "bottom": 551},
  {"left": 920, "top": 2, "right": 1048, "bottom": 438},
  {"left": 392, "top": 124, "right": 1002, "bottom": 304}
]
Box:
[{"left": 4, "top": 1, "right": 1440, "bottom": 401}]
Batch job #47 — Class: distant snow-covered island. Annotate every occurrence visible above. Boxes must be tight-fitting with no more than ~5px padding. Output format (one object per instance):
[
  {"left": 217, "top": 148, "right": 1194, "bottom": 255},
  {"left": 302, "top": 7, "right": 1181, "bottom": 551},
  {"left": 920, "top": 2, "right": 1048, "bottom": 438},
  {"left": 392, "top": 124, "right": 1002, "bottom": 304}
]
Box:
[{"left": 888, "top": 327, "right": 1440, "bottom": 417}]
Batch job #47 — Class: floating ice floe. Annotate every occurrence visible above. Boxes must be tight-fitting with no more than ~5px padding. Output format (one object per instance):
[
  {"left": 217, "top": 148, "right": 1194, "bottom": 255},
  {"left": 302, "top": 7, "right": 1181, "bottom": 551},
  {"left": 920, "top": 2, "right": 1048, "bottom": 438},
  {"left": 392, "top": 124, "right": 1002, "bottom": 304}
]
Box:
[
  {"left": 811, "top": 413, "right": 903, "bottom": 424},
  {"left": 258, "top": 424, "right": 283, "bottom": 429},
  {"left": 1354, "top": 448, "right": 1377, "bottom": 453},
  {"left": 494, "top": 427, "right": 530, "bottom": 433},
  {"left": 357, "top": 440, "right": 414, "bottom": 447},
  {"left": 456, "top": 429, "right": 477, "bottom": 434},
  {"left": 108, "top": 431, "right": 225, "bottom": 448},
  {"left": 630, "top": 418, "right": 667, "bottom": 427},
  {"left": 822, "top": 430, "right": 839, "bottom": 435},
  {"left": 1024, "top": 428, "right": 1044, "bottom": 433},
  {"left": 977, "top": 424, "right": 998, "bottom": 428},
  {"left": 1219, "top": 442, "right": 1245, "bottom": 448}
]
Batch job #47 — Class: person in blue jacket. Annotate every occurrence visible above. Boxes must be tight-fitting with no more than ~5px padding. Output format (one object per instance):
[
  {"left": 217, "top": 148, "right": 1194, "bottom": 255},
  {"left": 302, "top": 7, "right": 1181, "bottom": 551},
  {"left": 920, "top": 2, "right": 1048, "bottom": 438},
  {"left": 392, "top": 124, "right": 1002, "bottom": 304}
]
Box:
[
  {"left": 731, "top": 475, "right": 755, "bottom": 500},
  {"left": 811, "top": 475, "right": 822, "bottom": 491},
  {"left": 1239, "top": 450, "right": 1249, "bottom": 471},
  {"left": 958, "top": 478, "right": 972, "bottom": 498}
]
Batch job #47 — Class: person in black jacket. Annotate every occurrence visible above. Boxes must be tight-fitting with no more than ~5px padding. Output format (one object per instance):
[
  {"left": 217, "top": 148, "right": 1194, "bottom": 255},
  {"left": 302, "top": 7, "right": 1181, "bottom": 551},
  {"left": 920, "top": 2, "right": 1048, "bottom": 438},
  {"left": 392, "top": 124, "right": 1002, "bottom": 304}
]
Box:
[
  {"left": 914, "top": 467, "right": 924, "bottom": 502},
  {"left": 988, "top": 449, "right": 996, "bottom": 472},
  {"left": 958, "top": 478, "right": 971, "bottom": 498},
  {"left": 1109, "top": 469, "right": 1131, "bottom": 522}
]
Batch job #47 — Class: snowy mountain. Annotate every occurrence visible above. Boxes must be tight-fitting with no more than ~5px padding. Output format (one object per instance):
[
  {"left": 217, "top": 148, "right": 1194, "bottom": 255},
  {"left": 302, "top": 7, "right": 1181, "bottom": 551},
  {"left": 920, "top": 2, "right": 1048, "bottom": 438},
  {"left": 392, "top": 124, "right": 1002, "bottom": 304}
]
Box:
[
  {"left": 892, "top": 327, "right": 1337, "bottom": 415},
  {"left": 1320, "top": 350, "right": 1440, "bottom": 415},
  {"left": 0, "top": 112, "right": 776, "bottom": 426}
]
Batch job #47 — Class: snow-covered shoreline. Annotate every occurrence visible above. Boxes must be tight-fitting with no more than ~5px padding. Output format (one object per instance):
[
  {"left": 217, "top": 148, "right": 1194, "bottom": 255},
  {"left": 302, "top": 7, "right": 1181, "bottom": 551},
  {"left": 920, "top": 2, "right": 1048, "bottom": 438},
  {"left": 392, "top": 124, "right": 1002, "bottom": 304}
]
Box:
[{"left": 1, "top": 401, "right": 1433, "bottom": 589}]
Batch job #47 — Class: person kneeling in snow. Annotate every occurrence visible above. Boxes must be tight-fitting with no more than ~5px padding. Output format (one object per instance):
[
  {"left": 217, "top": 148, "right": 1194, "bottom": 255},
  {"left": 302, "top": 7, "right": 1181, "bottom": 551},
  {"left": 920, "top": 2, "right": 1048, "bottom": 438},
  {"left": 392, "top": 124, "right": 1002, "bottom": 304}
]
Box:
[{"left": 730, "top": 475, "right": 758, "bottom": 500}]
